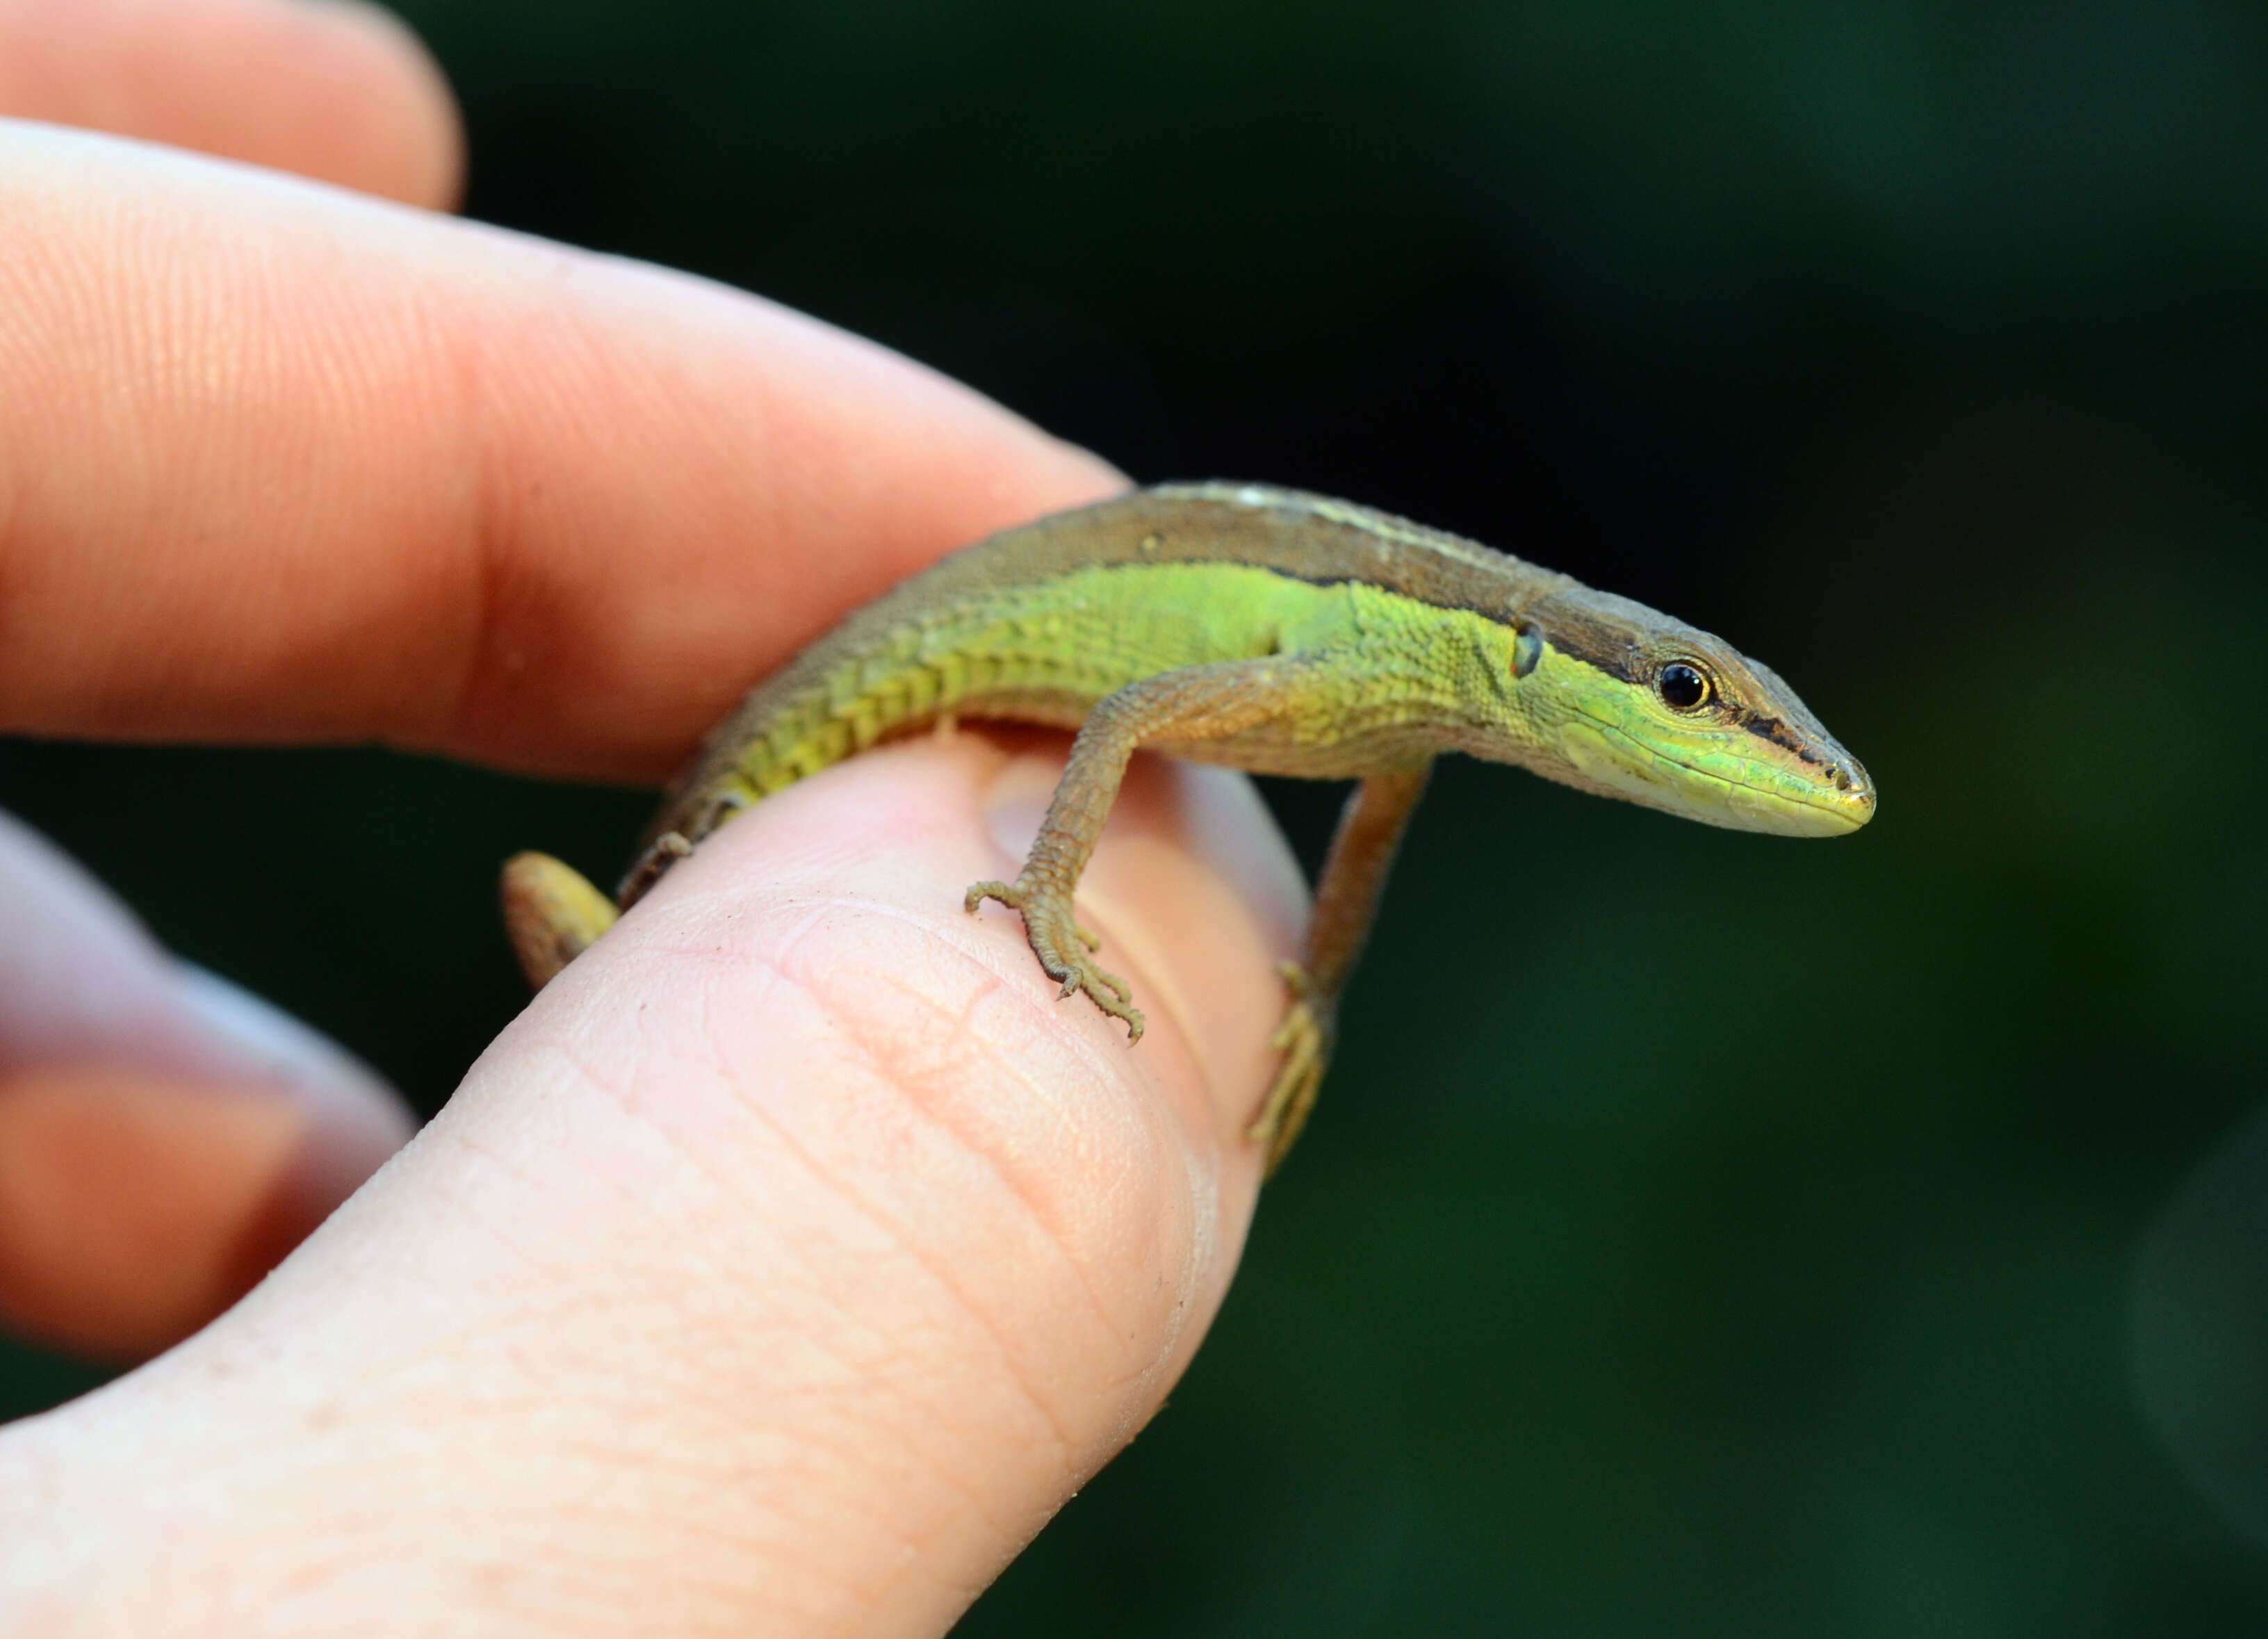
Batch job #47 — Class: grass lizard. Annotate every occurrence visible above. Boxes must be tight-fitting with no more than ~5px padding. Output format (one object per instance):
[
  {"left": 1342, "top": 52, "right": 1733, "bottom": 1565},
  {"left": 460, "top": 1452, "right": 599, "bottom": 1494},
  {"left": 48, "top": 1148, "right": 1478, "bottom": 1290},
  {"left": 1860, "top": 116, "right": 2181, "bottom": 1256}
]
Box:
[{"left": 502, "top": 482, "right": 1874, "bottom": 1168}]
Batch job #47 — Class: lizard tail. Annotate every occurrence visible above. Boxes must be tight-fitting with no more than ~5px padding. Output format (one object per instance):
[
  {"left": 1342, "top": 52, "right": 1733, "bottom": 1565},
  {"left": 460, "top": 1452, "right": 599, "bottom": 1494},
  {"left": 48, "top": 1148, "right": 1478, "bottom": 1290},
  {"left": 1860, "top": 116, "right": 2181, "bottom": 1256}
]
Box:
[{"left": 500, "top": 851, "right": 620, "bottom": 990}]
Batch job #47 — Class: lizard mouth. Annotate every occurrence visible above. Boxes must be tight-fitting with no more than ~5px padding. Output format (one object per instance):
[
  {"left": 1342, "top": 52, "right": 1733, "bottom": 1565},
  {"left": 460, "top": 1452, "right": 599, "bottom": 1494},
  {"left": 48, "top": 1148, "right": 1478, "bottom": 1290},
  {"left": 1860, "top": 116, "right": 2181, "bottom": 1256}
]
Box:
[{"left": 1571, "top": 710, "right": 1873, "bottom": 836}]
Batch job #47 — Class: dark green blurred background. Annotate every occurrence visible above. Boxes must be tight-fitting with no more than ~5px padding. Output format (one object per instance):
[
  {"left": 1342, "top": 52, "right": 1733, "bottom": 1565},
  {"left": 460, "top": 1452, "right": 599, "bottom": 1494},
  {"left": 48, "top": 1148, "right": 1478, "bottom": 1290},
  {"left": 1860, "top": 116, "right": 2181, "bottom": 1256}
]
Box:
[{"left": 6, "top": 0, "right": 2268, "bottom": 1630}]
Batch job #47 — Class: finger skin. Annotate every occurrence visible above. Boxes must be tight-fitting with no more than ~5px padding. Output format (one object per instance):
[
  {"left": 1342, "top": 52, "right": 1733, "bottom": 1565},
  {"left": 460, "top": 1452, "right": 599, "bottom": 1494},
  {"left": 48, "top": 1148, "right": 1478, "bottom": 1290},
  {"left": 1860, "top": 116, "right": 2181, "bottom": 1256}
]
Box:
[
  {"left": 0, "top": 0, "right": 462, "bottom": 207},
  {"left": 0, "top": 1065, "right": 316, "bottom": 1360},
  {"left": 0, "top": 810, "right": 414, "bottom": 1357},
  {"left": 0, "top": 124, "right": 1124, "bottom": 780},
  {"left": 0, "top": 736, "right": 1299, "bottom": 1635}
]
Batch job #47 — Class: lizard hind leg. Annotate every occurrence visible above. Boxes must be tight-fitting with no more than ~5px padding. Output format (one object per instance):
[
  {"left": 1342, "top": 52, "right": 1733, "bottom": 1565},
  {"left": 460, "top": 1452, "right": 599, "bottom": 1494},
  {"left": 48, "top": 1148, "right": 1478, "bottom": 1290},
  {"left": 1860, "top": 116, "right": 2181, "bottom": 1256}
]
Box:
[
  {"left": 500, "top": 852, "right": 621, "bottom": 990},
  {"left": 1249, "top": 960, "right": 1330, "bottom": 1174},
  {"left": 1246, "top": 760, "right": 1433, "bottom": 1175}
]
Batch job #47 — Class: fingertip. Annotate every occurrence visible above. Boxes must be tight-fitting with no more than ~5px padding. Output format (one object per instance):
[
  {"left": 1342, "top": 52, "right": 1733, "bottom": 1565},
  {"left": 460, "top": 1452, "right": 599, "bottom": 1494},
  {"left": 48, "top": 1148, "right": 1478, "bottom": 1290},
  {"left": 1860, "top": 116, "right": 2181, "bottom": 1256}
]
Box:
[
  {"left": 286, "top": 0, "right": 466, "bottom": 208},
  {"left": 0, "top": 1063, "right": 392, "bottom": 1360},
  {"left": 562, "top": 728, "right": 1289, "bottom": 1323},
  {"left": 0, "top": 813, "right": 414, "bottom": 1357},
  {"left": 0, "top": 0, "right": 466, "bottom": 209}
]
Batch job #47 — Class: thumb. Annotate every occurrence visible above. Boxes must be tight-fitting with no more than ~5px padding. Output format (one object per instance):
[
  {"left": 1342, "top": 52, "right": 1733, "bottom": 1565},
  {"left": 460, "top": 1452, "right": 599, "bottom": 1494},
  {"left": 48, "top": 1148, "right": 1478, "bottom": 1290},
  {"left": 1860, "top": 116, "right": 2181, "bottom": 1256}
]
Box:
[{"left": 0, "top": 732, "right": 1305, "bottom": 1636}]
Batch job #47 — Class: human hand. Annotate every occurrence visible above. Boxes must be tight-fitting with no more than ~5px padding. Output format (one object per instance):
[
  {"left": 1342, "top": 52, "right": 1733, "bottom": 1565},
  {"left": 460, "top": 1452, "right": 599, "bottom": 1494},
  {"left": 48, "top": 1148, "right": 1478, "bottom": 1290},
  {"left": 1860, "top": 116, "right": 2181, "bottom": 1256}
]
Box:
[{"left": 0, "top": 4, "right": 1300, "bottom": 1631}]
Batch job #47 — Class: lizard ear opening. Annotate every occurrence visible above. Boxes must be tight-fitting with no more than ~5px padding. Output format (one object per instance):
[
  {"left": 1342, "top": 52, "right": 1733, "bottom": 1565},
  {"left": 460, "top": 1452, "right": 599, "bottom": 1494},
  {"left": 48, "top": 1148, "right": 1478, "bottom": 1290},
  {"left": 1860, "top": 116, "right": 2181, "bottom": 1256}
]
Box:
[{"left": 1512, "top": 624, "right": 1544, "bottom": 679}]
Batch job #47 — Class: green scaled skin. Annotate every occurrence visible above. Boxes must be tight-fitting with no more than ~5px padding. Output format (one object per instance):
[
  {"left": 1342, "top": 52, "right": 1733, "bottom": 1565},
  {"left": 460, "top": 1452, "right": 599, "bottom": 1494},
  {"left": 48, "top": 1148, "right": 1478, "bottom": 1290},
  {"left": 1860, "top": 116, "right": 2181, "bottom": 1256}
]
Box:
[{"left": 503, "top": 483, "right": 1875, "bottom": 1171}]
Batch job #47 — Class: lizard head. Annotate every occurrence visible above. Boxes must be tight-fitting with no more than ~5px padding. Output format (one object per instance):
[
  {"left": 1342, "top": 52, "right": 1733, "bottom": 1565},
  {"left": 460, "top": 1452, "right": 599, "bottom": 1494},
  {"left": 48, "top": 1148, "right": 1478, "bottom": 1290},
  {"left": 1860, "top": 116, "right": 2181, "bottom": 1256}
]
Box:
[{"left": 1494, "top": 585, "right": 1875, "bottom": 838}]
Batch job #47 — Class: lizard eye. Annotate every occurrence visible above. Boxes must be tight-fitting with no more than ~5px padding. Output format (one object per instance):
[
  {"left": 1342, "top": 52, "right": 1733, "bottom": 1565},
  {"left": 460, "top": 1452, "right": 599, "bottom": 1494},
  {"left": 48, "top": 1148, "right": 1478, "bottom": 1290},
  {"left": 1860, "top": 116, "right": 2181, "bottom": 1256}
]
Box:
[{"left": 1657, "top": 661, "right": 1712, "bottom": 712}]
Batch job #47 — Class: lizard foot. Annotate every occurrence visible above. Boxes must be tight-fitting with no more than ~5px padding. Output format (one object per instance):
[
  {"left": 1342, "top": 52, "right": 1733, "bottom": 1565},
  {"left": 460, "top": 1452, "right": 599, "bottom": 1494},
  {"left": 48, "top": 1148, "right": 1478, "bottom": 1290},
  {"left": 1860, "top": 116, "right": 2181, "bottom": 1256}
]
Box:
[
  {"left": 1247, "top": 961, "right": 1332, "bottom": 1175},
  {"left": 965, "top": 876, "right": 1145, "bottom": 1040}
]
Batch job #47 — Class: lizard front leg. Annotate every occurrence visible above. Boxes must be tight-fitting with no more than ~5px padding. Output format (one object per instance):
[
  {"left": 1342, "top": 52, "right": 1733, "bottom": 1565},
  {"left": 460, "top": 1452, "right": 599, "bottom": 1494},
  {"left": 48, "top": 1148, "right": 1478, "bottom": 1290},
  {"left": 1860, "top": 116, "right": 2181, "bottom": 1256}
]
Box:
[{"left": 966, "top": 657, "right": 1323, "bottom": 1042}]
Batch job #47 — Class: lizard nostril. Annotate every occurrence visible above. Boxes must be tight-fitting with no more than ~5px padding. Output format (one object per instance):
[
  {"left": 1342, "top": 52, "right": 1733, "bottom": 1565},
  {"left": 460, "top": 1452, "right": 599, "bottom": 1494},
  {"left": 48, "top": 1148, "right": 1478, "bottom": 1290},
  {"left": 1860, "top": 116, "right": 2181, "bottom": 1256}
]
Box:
[{"left": 1827, "top": 764, "right": 1853, "bottom": 792}]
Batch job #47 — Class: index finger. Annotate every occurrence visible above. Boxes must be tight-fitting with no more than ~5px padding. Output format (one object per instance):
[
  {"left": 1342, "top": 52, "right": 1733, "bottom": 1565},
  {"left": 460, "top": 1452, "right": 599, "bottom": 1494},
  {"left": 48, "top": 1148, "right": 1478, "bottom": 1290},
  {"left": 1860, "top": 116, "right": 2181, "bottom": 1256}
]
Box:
[
  {"left": 0, "top": 124, "right": 1125, "bottom": 780},
  {"left": 0, "top": 0, "right": 462, "bottom": 208}
]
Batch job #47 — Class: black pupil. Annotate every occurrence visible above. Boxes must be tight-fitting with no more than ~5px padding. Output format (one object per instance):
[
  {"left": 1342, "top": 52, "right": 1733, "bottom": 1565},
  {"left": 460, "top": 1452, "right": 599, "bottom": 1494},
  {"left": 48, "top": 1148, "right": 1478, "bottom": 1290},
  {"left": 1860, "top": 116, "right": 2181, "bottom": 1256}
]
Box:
[{"left": 1660, "top": 663, "right": 1708, "bottom": 710}]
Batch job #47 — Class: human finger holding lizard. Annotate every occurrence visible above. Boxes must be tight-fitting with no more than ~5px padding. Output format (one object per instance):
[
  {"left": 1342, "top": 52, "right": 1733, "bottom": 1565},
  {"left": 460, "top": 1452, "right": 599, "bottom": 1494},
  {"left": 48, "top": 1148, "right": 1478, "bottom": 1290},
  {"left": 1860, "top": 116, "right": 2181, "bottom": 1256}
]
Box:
[
  {"left": 0, "top": 3, "right": 1868, "bottom": 1632},
  {"left": 0, "top": 17, "right": 1296, "bottom": 1632}
]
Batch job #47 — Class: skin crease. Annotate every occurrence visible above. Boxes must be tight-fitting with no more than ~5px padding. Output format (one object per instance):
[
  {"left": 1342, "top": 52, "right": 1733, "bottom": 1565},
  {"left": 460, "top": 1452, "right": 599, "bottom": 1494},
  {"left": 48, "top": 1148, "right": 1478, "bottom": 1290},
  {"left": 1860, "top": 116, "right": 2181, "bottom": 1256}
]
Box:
[
  {"left": 3, "top": 746, "right": 1294, "bottom": 1633},
  {"left": 0, "top": 6, "right": 1292, "bottom": 1633}
]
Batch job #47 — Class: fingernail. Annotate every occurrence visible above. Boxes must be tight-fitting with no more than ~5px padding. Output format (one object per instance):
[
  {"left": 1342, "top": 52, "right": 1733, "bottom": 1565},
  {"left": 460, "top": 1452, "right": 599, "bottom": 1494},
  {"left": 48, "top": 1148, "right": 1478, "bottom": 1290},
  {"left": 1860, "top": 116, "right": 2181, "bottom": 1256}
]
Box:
[
  {"left": 1166, "top": 765, "right": 1310, "bottom": 949},
  {"left": 981, "top": 755, "right": 1060, "bottom": 864},
  {"left": 172, "top": 964, "right": 407, "bottom": 1130}
]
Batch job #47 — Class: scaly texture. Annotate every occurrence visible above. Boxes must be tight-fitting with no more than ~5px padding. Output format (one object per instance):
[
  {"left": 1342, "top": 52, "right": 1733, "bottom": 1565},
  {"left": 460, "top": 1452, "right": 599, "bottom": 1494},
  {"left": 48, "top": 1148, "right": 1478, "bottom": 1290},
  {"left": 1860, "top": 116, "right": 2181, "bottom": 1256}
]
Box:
[{"left": 505, "top": 483, "right": 1875, "bottom": 1169}]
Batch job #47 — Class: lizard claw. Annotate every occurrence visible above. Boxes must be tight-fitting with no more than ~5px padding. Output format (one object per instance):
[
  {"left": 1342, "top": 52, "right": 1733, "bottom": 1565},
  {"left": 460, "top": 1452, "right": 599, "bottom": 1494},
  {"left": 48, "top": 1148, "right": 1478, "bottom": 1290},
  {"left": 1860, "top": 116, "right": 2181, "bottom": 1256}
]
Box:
[
  {"left": 1248, "top": 962, "right": 1331, "bottom": 1175},
  {"left": 967, "top": 874, "right": 1144, "bottom": 1040},
  {"left": 965, "top": 877, "right": 1025, "bottom": 915}
]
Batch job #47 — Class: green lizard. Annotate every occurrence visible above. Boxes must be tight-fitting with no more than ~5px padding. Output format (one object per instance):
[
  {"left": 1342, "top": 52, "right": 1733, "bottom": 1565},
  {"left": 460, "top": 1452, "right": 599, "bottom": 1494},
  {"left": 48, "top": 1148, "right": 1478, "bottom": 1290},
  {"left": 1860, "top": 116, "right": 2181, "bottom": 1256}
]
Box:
[{"left": 503, "top": 483, "right": 1874, "bottom": 1168}]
